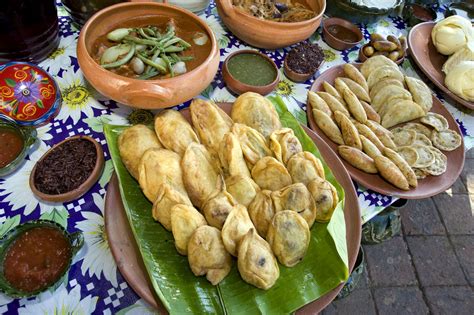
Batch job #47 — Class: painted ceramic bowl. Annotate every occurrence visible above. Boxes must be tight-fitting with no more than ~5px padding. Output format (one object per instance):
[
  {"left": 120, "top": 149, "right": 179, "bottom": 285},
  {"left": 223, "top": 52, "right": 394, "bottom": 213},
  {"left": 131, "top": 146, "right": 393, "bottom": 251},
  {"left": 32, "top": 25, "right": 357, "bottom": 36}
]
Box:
[
  {"left": 77, "top": 2, "right": 220, "bottom": 109},
  {"left": 325, "top": 0, "right": 404, "bottom": 24},
  {"left": 0, "top": 220, "right": 84, "bottom": 298},
  {"left": 0, "top": 115, "right": 37, "bottom": 177},
  {"left": 0, "top": 62, "right": 61, "bottom": 127},
  {"left": 215, "top": 0, "right": 326, "bottom": 49}
]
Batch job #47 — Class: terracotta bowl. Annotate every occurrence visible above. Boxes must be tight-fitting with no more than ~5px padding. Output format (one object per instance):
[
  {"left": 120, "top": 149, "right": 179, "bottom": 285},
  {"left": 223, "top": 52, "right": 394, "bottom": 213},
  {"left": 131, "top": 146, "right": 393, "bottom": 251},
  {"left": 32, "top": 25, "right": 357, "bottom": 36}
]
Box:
[
  {"left": 215, "top": 0, "right": 326, "bottom": 49},
  {"left": 358, "top": 43, "right": 405, "bottom": 65},
  {"left": 30, "top": 135, "right": 105, "bottom": 203},
  {"left": 283, "top": 55, "right": 322, "bottom": 83},
  {"left": 222, "top": 50, "right": 279, "bottom": 95},
  {"left": 77, "top": 2, "right": 220, "bottom": 109},
  {"left": 322, "top": 17, "right": 363, "bottom": 51}
]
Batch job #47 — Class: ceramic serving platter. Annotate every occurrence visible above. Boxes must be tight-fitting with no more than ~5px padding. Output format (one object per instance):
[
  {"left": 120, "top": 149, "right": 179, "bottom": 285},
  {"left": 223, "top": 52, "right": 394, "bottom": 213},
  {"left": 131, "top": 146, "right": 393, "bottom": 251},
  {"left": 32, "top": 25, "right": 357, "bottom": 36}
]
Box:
[
  {"left": 408, "top": 22, "right": 474, "bottom": 110},
  {"left": 307, "top": 64, "right": 465, "bottom": 199}
]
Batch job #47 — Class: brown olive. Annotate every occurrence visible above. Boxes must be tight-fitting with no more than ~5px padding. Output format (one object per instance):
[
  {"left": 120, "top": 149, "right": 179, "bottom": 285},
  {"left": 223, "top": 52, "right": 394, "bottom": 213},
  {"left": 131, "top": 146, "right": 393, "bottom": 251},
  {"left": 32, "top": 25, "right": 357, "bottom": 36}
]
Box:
[
  {"left": 389, "top": 51, "right": 400, "bottom": 61},
  {"left": 399, "top": 36, "right": 407, "bottom": 51},
  {"left": 387, "top": 35, "right": 401, "bottom": 48},
  {"left": 373, "top": 41, "right": 398, "bottom": 52},
  {"left": 369, "top": 33, "right": 385, "bottom": 44},
  {"left": 363, "top": 45, "right": 375, "bottom": 57}
]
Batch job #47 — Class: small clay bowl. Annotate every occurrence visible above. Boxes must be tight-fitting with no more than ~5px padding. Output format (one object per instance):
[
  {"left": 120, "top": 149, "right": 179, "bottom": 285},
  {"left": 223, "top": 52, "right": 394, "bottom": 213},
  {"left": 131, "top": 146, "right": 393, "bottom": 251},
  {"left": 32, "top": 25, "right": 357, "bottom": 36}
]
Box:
[
  {"left": 358, "top": 43, "right": 405, "bottom": 65},
  {"left": 222, "top": 50, "right": 279, "bottom": 96},
  {"left": 322, "top": 17, "right": 363, "bottom": 51},
  {"left": 403, "top": 3, "right": 437, "bottom": 27},
  {"left": 283, "top": 56, "right": 322, "bottom": 83},
  {"left": 30, "top": 135, "right": 104, "bottom": 203}
]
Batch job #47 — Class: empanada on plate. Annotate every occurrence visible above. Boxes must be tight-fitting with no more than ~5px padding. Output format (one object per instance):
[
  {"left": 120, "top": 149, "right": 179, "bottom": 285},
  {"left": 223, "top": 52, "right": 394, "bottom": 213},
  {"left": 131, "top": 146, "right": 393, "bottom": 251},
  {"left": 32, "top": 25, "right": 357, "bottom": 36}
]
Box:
[
  {"left": 355, "top": 122, "right": 386, "bottom": 152},
  {"left": 287, "top": 151, "right": 325, "bottom": 185},
  {"left": 231, "top": 92, "right": 281, "bottom": 138},
  {"left": 391, "top": 129, "right": 417, "bottom": 147},
  {"left": 248, "top": 190, "right": 275, "bottom": 238},
  {"left": 402, "top": 122, "right": 432, "bottom": 138},
  {"left": 222, "top": 204, "right": 255, "bottom": 257},
  {"left": 343, "top": 63, "right": 369, "bottom": 93},
  {"left": 219, "top": 132, "right": 251, "bottom": 178},
  {"left": 383, "top": 147, "right": 418, "bottom": 187},
  {"left": 232, "top": 123, "right": 273, "bottom": 167},
  {"left": 413, "top": 133, "right": 432, "bottom": 147},
  {"left": 251, "top": 156, "right": 292, "bottom": 191},
  {"left": 271, "top": 183, "right": 317, "bottom": 228},
  {"left": 360, "top": 134, "right": 382, "bottom": 159},
  {"left": 335, "top": 111, "right": 362, "bottom": 150},
  {"left": 405, "top": 76, "right": 433, "bottom": 112},
  {"left": 360, "top": 100, "right": 380, "bottom": 123},
  {"left": 171, "top": 204, "right": 207, "bottom": 255},
  {"left": 269, "top": 128, "right": 303, "bottom": 164},
  {"left": 322, "top": 81, "right": 345, "bottom": 105},
  {"left": 381, "top": 100, "right": 425, "bottom": 128},
  {"left": 365, "top": 120, "right": 396, "bottom": 150},
  {"left": 420, "top": 113, "right": 449, "bottom": 131},
  {"left": 423, "top": 147, "right": 447, "bottom": 176},
  {"left": 360, "top": 55, "right": 399, "bottom": 79},
  {"left": 202, "top": 185, "right": 236, "bottom": 229},
  {"left": 397, "top": 146, "right": 419, "bottom": 166},
  {"left": 372, "top": 85, "right": 412, "bottom": 113},
  {"left": 338, "top": 145, "right": 378, "bottom": 174},
  {"left": 225, "top": 175, "right": 260, "bottom": 207},
  {"left": 369, "top": 78, "right": 404, "bottom": 100},
  {"left": 411, "top": 145, "right": 435, "bottom": 168},
  {"left": 154, "top": 110, "right": 199, "bottom": 156},
  {"left": 316, "top": 91, "right": 350, "bottom": 117},
  {"left": 338, "top": 77, "right": 371, "bottom": 102},
  {"left": 342, "top": 88, "right": 368, "bottom": 123},
  {"left": 431, "top": 129, "right": 462, "bottom": 151},
  {"left": 374, "top": 155, "right": 410, "bottom": 190},
  {"left": 308, "top": 91, "right": 332, "bottom": 117},
  {"left": 367, "top": 65, "right": 404, "bottom": 89},
  {"left": 307, "top": 177, "right": 339, "bottom": 223},
  {"left": 152, "top": 184, "right": 192, "bottom": 231},
  {"left": 312, "top": 109, "right": 344, "bottom": 145}
]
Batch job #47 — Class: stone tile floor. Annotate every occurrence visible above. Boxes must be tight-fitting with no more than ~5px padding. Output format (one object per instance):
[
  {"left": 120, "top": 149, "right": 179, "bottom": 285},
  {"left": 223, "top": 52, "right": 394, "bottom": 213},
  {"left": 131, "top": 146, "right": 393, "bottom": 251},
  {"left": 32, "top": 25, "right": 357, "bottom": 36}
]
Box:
[{"left": 323, "top": 148, "right": 474, "bottom": 315}]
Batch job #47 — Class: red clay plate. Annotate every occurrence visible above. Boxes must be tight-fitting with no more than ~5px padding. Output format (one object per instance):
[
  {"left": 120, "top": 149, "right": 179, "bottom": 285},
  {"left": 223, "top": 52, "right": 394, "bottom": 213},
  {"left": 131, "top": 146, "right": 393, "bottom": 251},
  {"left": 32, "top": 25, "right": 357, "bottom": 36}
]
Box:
[
  {"left": 408, "top": 22, "right": 474, "bottom": 110},
  {"left": 307, "top": 64, "right": 465, "bottom": 199},
  {"left": 105, "top": 102, "right": 361, "bottom": 314}
]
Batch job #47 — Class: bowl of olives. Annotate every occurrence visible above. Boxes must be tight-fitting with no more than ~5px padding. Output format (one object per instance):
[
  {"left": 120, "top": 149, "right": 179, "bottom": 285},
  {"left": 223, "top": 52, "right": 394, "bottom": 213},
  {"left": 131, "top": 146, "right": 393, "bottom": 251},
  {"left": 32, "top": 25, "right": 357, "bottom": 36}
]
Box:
[{"left": 358, "top": 33, "right": 407, "bottom": 65}]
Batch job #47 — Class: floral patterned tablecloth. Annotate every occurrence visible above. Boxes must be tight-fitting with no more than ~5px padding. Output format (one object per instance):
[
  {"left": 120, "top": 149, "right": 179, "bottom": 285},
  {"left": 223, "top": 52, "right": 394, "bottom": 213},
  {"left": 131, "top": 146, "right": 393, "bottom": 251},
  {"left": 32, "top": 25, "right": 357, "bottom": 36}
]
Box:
[{"left": 0, "top": 1, "right": 472, "bottom": 314}]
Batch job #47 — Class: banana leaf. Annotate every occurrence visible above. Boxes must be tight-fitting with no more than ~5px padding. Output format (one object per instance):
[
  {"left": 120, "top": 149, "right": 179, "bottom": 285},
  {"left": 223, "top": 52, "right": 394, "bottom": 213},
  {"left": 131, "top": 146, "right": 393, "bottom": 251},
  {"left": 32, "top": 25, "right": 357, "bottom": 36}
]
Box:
[{"left": 104, "top": 96, "right": 349, "bottom": 314}]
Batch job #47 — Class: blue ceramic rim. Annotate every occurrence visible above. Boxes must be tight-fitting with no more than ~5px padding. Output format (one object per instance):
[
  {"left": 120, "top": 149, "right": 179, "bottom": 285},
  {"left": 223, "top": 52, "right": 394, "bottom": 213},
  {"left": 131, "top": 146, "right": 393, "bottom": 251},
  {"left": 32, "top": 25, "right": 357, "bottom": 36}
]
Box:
[{"left": 0, "top": 61, "right": 62, "bottom": 127}]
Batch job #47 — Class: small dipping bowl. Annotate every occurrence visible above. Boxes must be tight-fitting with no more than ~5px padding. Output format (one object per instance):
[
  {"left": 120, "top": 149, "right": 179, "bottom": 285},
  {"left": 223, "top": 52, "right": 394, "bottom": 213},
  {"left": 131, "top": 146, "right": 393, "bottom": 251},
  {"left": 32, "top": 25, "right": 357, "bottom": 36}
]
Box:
[
  {"left": 322, "top": 17, "right": 363, "bottom": 51},
  {"left": 30, "top": 135, "right": 105, "bottom": 203},
  {"left": 283, "top": 43, "right": 324, "bottom": 83},
  {"left": 0, "top": 115, "right": 37, "bottom": 177},
  {"left": 358, "top": 43, "right": 406, "bottom": 65},
  {"left": 222, "top": 50, "right": 279, "bottom": 96},
  {"left": 0, "top": 220, "right": 84, "bottom": 298}
]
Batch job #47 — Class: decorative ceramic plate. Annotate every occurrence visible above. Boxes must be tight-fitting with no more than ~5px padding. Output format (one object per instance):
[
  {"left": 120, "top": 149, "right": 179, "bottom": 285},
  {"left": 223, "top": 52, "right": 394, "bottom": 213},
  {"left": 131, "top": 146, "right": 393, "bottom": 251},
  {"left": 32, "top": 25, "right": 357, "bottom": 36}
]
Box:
[
  {"left": 0, "top": 62, "right": 61, "bottom": 126},
  {"left": 307, "top": 64, "right": 465, "bottom": 199},
  {"left": 408, "top": 22, "right": 474, "bottom": 110}
]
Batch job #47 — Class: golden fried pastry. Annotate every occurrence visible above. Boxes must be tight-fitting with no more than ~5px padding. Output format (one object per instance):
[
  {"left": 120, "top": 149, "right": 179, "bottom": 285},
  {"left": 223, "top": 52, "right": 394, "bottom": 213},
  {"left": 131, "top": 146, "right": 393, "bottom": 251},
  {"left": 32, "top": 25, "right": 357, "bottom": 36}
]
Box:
[
  {"left": 413, "top": 133, "right": 433, "bottom": 147},
  {"left": 391, "top": 129, "right": 417, "bottom": 147},
  {"left": 413, "top": 168, "right": 428, "bottom": 179},
  {"left": 238, "top": 229, "right": 279, "bottom": 290},
  {"left": 154, "top": 110, "right": 199, "bottom": 156},
  {"left": 248, "top": 190, "right": 275, "bottom": 238},
  {"left": 251, "top": 157, "right": 292, "bottom": 191},
  {"left": 360, "top": 100, "right": 380, "bottom": 123},
  {"left": 221, "top": 204, "right": 255, "bottom": 256},
  {"left": 316, "top": 91, "right": 350, "bottom": 117},
  {"left": 343, "top": 63, "right": 369, "bottom": 93},
  {"left": 267, "top": 210, "right": 310, "bottom": 267},
  {"left": 411, "top": 144, "right": 436, "bottom": 168},
  {"left": 402, "top": 122, "right": 432, "bottom": 138},
  {"left": 269, "top": 128, "right": 303, "bottom": 164},
  {"left": 202, "top": 185, "right": 236, "bottom": 229},
  {"left": 271, "top": 183, "right": 317, "bottom": 228},
  {"left": 170, "top": 204, "right": 207, "bottom": 255},
  {"left": 374, "top": 155, "right": 410, "bottom": 190},
  {"left": 383, "top": 147, "right": 418, "bottom": 187},
  {"left": 423, "top": 147, "right": 447, "bottom": 176},
  {"left": 232, "top": 123, "right": 273, "bottom": 167},
  {"left": 371, "top": 85, "right": 412, "bottom": 113},
  {"left": 405, "top": 76, "right": 433, "bottom": 112},
  {"left": 355, "top": 122, "right": 386, "bottom": 152},
  {"left": 335, "top": 111, "right": 362, "bottom": 150},
  {"left": 360, "top": 55, "right": 399, "bottom": 79},
  {"left": 308, "top": 91, "right": 333, "bottom": 117},
  {"left": 360, "top": 134, "right": 382, "bottom": 159},
  {"left": 367, "top": 65, "right": 404, "bottom": 89},
  {"left": 431, "top": 129, "right": 462, "bottom": 151},
  {"left": 188, "top": 226, "right": 232, "bottom": 285},
  {"left": 118, "top": 124, "right": 162, "bottom": 179},
  {"left": 225, "top": 175, "right": 260, "bottom": 207},
  {"left": 152, "top": 184, "right": 192, "bottom": 230},
  {"left": 231, "top": 92, "right": 281, "bottom": 138},
  {"left": 420, "top": 113, "right": 449, "bottom": 131},
  {"left": 342, "top": 88, "right": 368, "bottom": 123},
  {"left": 397, "top": 146, "right": 419, "bottom": 166},
  {"left": 312, "top": 109, "right": 344, "bottom": 145},
  {"left": 338, "top": 145, "right": 378, "bottom": 173},
  {"left": 369, "top": 78, "right": 404, "bottom": 100},
  {"left": 307, "top": 177, "right": 339, "bottom": 222},
  {"left": 322, "top": 81, "right": 345, "bottom": 105},
  {"left": 339, "top": 77, "right": 371, "bottom": 102},
  {"left": 182, "top": 143, "right": 221, "bottom": 208},
  {"left": 190, "top": 98, "right": 233, "bottom": 153},
  {"left": 287, "top": 151, "right": 325, "bottom": 185},
  {"left": 381, "top": 100, "right": 425, "bottom": 128},
  {"left": 365, "top": 120, "right": 396, "bottom": 149},
  {"left": 219, "top": 132, "right": 251, "bottom": 178}
]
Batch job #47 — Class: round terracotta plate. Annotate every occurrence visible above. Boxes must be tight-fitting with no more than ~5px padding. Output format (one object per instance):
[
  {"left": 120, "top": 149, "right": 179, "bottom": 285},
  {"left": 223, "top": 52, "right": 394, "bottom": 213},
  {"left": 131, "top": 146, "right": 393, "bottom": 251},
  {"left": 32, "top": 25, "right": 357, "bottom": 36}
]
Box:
[
  {"left": 408, "top": 22, "right": 474, "bottom": 110},
  {"left": 307, "top": 64, "right": 465, "bottom": 199},
  {"left": 105, "top": 102, "right": 361, "bottom": 314}
]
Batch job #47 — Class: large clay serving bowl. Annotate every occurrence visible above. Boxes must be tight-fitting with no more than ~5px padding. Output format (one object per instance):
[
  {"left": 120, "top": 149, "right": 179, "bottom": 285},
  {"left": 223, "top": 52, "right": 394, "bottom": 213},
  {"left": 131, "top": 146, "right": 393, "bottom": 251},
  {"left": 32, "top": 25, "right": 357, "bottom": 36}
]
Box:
[
  {"left": 216, "top": 0, "right": 326, "bottom": 49},
  {"left": 77, "top": 2, "right": 220, "bottom": 109}
]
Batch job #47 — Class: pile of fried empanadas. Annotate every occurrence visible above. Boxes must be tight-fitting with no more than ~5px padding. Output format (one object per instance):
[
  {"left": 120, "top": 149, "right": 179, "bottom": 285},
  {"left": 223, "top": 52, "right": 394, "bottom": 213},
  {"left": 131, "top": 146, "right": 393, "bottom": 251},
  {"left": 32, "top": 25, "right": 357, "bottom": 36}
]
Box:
[{"left": 118, "top": 92, "right": 339, "bottom": 290}]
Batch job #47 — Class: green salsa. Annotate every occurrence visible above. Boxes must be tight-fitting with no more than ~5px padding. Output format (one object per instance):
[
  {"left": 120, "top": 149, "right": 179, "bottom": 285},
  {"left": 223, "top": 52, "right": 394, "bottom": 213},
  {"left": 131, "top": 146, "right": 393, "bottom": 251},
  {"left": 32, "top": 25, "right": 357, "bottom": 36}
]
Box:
[{"left": 227, "top": 53, "right": 277, "bottom": 86}]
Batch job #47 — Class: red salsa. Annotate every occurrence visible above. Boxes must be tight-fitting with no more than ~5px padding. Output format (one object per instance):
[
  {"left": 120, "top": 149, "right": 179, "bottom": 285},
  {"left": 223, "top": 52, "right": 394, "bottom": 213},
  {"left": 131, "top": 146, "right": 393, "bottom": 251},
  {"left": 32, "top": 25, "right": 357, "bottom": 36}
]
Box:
[
  {"left": 0, "top": 129, "right": 23, "bottom": 168},
  {"left": 3, "top": 227, "right": 71, "bottom": 293}
]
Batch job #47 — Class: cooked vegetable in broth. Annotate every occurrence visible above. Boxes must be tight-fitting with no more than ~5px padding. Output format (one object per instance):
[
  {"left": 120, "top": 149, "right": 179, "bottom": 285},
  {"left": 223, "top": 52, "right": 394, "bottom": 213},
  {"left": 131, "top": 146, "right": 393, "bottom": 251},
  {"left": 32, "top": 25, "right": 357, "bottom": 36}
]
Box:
[
  {"left": 92, "top": 17, "right": 211, "bottom": 80},
  {"left": 233, "top": 0, "right": 315, "bottom": 22}
]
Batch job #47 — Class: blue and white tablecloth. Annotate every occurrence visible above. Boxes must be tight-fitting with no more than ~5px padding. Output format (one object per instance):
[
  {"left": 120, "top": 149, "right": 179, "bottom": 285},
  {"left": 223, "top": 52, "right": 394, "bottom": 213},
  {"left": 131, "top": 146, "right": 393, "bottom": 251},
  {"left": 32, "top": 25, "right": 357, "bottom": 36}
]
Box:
[{"left": 0, "top": 1, "right": 472, "bottom": 313}]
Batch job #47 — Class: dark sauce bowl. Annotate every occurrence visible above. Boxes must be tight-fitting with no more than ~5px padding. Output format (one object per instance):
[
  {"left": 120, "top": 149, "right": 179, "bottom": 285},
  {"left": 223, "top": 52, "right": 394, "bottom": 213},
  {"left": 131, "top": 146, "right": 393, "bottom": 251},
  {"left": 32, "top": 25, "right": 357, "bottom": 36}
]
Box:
[
  {"left": 29, "top": 135, "right": 105, "bottom": 203},
  {"left": 322, "top": 17, "right": 363, "bottom": 51},
  {"left": 0, "top": 115, "right": 37, "bottom": 177},
  {"left": 0, "top": 220, "right": 84, "bottom": 298},
  {"left": 222, "top": 50, "right": 279, "bottom": 96}
]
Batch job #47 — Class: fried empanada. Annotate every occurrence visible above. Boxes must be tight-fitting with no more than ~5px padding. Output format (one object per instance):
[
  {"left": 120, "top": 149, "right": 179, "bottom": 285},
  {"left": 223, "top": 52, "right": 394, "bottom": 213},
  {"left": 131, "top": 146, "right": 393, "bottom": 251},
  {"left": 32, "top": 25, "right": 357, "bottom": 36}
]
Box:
[
  {"left": 225, "top": 175, "right": 260, "bottom": 207},
  {"left": 338, "top": 145, "right": 378, "bottom": 173},
  {"left": 269, "top": 128, "right": 303, "bottom": 164},
  {"left": 420, "top": 113, "right": 449, "bottom": 131},
  {"left": 202, "top": 184, "right": 236, "bottom": 229},
  {"left": 369, "top": 78, "right": 404, "bottom": 100},
  {"left": 251, "top": 157, "right": 292, "bottom": 191},
  {"left": 372, "top": 85, "right": 412, "bottom": 113},
  {"left": 360, "top": 100, "right": 381, "bottom": 123},
  {"left": 343, "top": 63, "right": 369, "bottom": 93},
  {"left": 402, "top": 122, "right": 432, "bottom": 138},
  {"left": 231, "top": 92, "right": 281, "bottom": 138},
  {"left": 221, "top": 204, "right": 255, "bottom": 256},
  {"left": 423, "top": 147, "right": 447, "bottom": 176},
  {"left": 152, "top": 184, "right": 192, "bottom": 230},
  {"left": 271, "top": 183, "right": 317, "bottom": 228},
  {"left": 367, "top": 65, "right": 404, "bottom": 89},
  {"left": 267, "top": 210, "right": 310, "bottom": 267},
  {"left": 374, "top": 155, "right": 410, "bottom": 190},
  {"left": 307, "top": 177, "right": 339, "bottom": 222},
  {"left": 397, "top": 146, "right": 419, "bottom": 166},
  {"left": 339, "top": 77, "right": 371, "bottom": 102},
  {"left": 354, "top": 122, "right": 386, "bottom": 152},
  {"left": 308, "top": 91, "right": 332, "bottom": 117},
  {"left": 360, "top": 55, "right": 399, "bottom": 79},
  {"left": 383, "top": 147, "right": 418, "bottom": 187},
  {"left": 232, "top": 123, "right": 273, "bottom": 167},
  {"left": 335, "top": 111, "right": 362, "bottom": 150},
  {"left": 170, "top": 204, "right": 207, "bottom": 255},
  {"left": 154, "top": 110, "right": 199, "bottom": 156},
  {"left": 360, "top": 134, "right": 382, "bottom": 159},
  {"left": 405, "top": 76, "right": 433, "bottom": 112},
  {"left": 431, "top": 129, "right": 462, "bottom": 151},
  {"left": 381, "top": 101, "right": 425, "bottom": 128},
  {"left": 365, "top": 120, "right": 397, "bottom": 149},
  {"left": 312, "top": 109, "right": 344, "bottom": 145},
  {"left": 413, "top": 133, "right": 432, "bottom": 147},
  {"left": 248, "top": 190, "right": 275, "bottom": 238},
  {"left": 118, "top": 125, "right": 162, "bottom": 179},
  {"left": 391, "top": 129, "right": 417, "bottom": 147},
  {"left": 219, "top": 132, "right": 251, "bottom": 178},
  {"left": 316, "top": 91, "right": 350, "bottom": 117},
  {"left": 342, "top": 88, "right": 368, "bottom": 123},
  {"left": 287, "top": 151, "right": 325, "bottom": 185},
  {"left": 322, "top": 81, "right": 345, "bottom": 105}
]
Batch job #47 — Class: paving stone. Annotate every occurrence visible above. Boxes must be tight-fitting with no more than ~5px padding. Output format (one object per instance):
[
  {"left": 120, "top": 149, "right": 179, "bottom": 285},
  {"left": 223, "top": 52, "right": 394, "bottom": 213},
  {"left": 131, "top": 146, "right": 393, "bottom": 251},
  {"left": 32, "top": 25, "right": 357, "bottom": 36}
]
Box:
[
  {"left": 364, "top": 237, "right": 417, "bottom": 287},
  {"left": 400, "top": 198, "right": 445, "bottom": 235},
  {"left": 450, "top": 235, "right": 474, "bottom": 286},
  {"left": 407, "top": 236, "right": 467, "bottom": 286},
  {"left": 449, "top": 177, "right": 467, "bottom": 194},
  {"left": 432, "top": 193, "right": 474, "bottom": 235},
  {"left": 424, "top": 286, "right": 474, "bottom": 315},
  {"left": 373, "top": 287, "right": 429, "bottom": 315},
  {"left": 353, "top": 263, "right": 369, "bottom": 290},
  {"left": 461, "top": 158, "right": 474, "bottom": 193},
  {"left": 466, "top": 147, "right": 474, "bottom": 159},
  {"left": 322, "top": 289, "right": 376, "bottom": 315}
]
